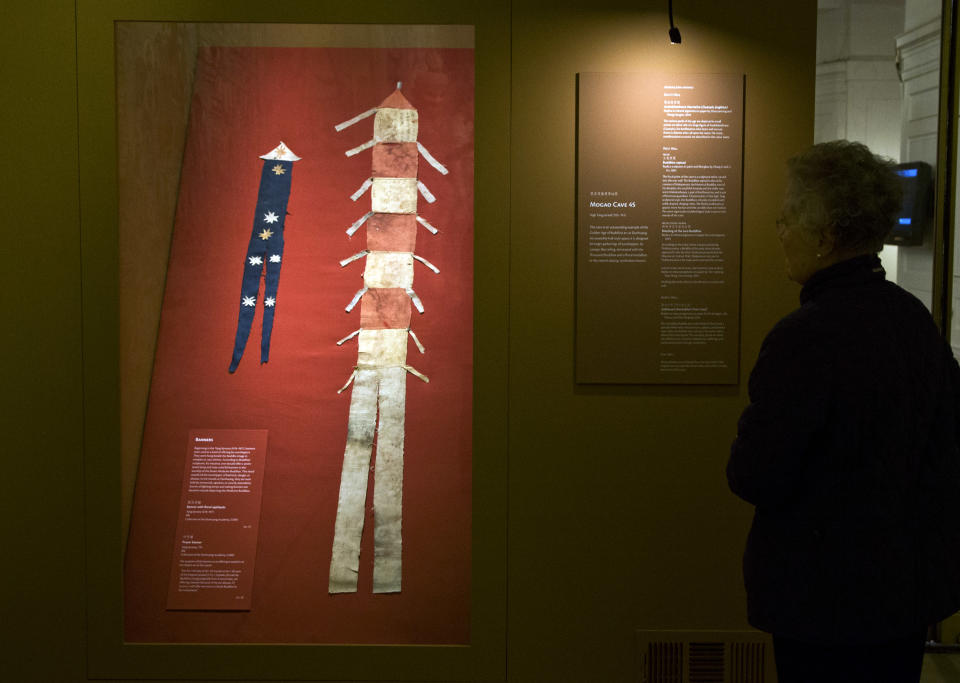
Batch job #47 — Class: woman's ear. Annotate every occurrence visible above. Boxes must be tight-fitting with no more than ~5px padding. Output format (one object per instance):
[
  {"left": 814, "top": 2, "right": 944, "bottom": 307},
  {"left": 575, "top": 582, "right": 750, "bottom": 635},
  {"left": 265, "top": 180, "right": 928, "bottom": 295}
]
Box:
[{"left": 817, "top": 229, "right": 837, "bottom": 257}]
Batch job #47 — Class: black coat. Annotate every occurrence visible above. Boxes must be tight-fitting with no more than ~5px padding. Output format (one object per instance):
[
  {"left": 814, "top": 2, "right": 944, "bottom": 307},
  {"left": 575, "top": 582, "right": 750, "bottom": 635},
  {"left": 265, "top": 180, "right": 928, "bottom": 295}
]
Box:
[{"left": 728, "top": 254, "right": 960, "bottom": 643}]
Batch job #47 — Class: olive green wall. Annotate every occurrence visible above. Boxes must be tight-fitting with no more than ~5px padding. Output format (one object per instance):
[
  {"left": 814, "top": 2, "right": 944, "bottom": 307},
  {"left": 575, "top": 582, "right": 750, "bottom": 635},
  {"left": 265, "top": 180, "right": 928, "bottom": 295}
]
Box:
[
  {"left": 1, "top": 3, "right": 87, "bottom": 683},
  {"left": 1, "top": 0, "right": 815, "bottom": 681},
  {"left": 507, "top": 2, "right": 814, "bottom": 680}
]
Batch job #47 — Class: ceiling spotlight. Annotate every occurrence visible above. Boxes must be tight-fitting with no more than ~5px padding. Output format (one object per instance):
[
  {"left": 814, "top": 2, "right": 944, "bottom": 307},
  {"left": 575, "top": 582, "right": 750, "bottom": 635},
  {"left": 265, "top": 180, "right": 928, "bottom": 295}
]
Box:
[{"left": 668, "top": 0, "right": 682, "bottom": 44}]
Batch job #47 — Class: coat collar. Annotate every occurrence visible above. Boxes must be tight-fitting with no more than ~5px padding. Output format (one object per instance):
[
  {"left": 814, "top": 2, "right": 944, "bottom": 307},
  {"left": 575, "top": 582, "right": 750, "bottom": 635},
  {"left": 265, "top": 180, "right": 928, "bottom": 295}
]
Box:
[{"left": 799, "top": 253, "right": 886, "bottom": 305}]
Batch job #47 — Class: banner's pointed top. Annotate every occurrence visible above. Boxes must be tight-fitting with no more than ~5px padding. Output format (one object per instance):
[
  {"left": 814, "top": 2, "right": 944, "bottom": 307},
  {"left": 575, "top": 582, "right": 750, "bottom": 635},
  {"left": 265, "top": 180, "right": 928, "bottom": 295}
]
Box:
[
  {"left": 379, "top": 87, "right": 415, "bottom": 110},
  {"left": 260, "top": 141, "right": 301, "bottom": 161}
]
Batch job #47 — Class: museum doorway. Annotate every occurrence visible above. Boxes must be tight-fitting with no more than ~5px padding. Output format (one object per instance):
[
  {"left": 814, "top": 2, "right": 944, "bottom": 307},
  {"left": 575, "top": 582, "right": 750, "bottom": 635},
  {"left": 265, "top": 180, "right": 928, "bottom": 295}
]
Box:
[{"left": 815, "top": 0, "right": 960, "bottom": 653}]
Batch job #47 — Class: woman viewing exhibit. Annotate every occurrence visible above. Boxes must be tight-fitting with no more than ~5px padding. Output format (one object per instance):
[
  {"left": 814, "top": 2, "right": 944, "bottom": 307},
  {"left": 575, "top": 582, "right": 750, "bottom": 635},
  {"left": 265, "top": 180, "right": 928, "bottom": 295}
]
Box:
[{"left": 727, "top": 140, "right": 960, "bottom": 683}]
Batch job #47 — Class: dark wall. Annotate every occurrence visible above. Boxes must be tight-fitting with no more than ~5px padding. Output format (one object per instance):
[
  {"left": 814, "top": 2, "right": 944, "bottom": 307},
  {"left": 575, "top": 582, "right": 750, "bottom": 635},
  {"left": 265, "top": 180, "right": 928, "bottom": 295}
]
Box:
[{"left": 0, "top": 1, "right": 815, "bottom": 681}]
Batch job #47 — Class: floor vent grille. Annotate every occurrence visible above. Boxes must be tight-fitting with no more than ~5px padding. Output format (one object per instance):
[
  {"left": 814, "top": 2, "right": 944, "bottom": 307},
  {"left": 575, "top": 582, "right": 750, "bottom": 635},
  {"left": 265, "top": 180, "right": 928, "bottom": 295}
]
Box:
[
  {"left": 730, "top": 641, "right": 767, "bottom": 683},
  {"left": 648, "top": 640, "right": 683, "bottom": 683},
  {"left": 689, "top": 641, "right": 725, "bottom": 682},
  {"left": 637, "top": 630, "right": 773, "bottom": 683}
]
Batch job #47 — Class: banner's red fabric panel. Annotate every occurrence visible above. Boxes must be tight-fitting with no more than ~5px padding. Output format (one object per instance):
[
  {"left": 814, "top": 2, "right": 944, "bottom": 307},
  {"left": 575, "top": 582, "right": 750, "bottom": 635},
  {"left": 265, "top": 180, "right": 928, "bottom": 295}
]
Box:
[{"left": 124, "top": 47, "right": 473, "bottom": 644}]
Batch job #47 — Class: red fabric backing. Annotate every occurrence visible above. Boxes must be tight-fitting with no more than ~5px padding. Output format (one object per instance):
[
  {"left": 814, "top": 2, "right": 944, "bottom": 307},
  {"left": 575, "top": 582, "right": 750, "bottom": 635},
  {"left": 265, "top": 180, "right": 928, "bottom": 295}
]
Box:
[{"left": 124, "top": 46, "right": 473, "bottom": 644}]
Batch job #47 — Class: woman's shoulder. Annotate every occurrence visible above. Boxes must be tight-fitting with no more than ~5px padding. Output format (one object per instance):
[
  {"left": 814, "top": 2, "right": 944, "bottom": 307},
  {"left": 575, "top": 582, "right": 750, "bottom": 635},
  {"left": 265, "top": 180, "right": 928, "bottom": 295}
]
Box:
[
  {"left": 777, "top": 277, "right": 944, "bottom": 361},
  {"left": 764, "top": 301, "right": 827, "bottom": 344},
  {"left": 877, "top": 278, "right": 937, "bottom": 317}
]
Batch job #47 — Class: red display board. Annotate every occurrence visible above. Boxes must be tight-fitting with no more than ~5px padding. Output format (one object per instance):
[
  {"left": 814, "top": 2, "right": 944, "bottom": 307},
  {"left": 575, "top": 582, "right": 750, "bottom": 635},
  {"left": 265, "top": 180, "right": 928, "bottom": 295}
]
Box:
[{"left": 124, "top": 46, "right": 473, "bottom": 644}]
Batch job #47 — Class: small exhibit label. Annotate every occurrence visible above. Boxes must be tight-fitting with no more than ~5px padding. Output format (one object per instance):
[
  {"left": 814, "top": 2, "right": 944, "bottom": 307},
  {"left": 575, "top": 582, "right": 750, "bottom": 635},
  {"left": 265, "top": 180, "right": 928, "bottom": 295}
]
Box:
[{"left": 166, "top": 429, "right": 268, "bottom": 611}]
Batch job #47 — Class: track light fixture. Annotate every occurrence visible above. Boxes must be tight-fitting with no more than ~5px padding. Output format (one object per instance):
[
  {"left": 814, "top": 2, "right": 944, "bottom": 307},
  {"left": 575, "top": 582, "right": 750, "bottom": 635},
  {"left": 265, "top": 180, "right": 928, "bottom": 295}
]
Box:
[{"left": 668, "top": 0, "right": 682, "bottom": 44}]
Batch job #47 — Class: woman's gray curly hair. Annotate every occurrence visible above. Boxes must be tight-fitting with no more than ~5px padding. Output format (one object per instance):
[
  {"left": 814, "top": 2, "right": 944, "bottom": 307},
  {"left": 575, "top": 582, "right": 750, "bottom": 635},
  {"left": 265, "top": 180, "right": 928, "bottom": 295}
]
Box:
[{"left": 783, "top": 140, "right": 903, "bottom": 253}]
